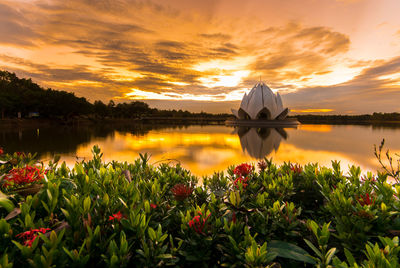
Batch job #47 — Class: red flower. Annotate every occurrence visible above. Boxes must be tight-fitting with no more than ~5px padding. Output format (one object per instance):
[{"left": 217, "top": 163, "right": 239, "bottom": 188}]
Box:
[
  {"left": 171, "top": 184, "right": 192, "bottom": 201},
  {"left": 16, "top": 228, "right": 50, "bottom": 247},
  {"left": 188, "top": 211, "right": 211, "bottom": 234},
  {"left": 290, "top": 164, "right": 303, "bottom": 174},
  {"left": 357, "top": 193, "right": 375, "bottom": 206},
  {"left": 109, "top": 211, "right": 123, "bottom": 221},
  {"left": 150, "top": 203, "right": 157, "bottom": 209},
  {"left": 361, "top": 176, "right": 376, "bottom": 183},
  {"left": 0, "top": 147, "right": 3, "bottom": 155},
  {"left": 233, "top": 176, "right": 249, "bottom": 189},
  {"left": 2, "top": 166, "right": 45, "bottom": 189},
  {"left": 234, "top": 163, "right": 253, "bottom": 177}
]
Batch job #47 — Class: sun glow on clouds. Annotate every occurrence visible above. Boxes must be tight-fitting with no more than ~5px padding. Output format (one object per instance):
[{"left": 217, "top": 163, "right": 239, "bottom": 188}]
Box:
[
  {"left": 291, "top": 109, "right": 334, "bottom": 113},
  {"left": 198, "top": 70, "right": 250, "bottom": 88},
  {"left": 125, "top": 87, "right": 248, "bottom": 102},
  {"left": 192, "top": 57, "right": 253, "bottom": 88}
]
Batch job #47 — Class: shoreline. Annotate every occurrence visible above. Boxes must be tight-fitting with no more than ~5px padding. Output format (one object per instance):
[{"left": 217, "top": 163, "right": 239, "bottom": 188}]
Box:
[{"left": 1, "top": 117, "right": 400, "bottom": 130}]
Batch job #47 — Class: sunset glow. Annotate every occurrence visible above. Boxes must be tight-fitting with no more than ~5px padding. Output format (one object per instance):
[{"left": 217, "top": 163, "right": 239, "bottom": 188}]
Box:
[{"left": 0, "top": 0, "right": 399, "bottom": 113}]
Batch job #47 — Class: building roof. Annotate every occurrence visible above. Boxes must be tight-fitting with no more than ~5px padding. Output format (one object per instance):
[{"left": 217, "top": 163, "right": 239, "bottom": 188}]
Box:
[{"left": 232, "top": 82, "right": 289, "bottom": 120}]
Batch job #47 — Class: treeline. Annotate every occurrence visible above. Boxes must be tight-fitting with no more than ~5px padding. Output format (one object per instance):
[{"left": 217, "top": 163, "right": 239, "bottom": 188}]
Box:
[
  {"left": 0, "top": 71, "right": 91, "bottom": 119},
  {"left": 0, "top": 70, "right": 228, "bottom": 119},
  {"left": 292, "top": 113, "right": 400, "bottom": 123}
]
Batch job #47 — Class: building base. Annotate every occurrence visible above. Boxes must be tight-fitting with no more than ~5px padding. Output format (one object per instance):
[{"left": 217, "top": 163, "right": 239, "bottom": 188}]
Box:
[{"left": 225, "top": 118, "right": 300, "bottom": 127}]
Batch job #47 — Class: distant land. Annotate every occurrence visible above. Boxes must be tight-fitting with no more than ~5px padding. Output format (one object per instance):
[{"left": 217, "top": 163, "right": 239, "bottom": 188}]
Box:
[
  {"left": 0, "top": 70, "right": 229, "bottom": 122},
  {"left": 1, "top": 70, "right": 400, "bottom": 126}
]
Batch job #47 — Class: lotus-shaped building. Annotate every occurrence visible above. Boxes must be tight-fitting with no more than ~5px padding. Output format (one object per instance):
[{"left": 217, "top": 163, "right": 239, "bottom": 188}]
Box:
[{"left": 231, "top": 82, "right": 289, "bottom": 120}]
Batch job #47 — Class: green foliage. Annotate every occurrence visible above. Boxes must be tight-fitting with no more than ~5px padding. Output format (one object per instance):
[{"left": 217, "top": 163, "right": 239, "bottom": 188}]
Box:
[{"left": 2, "top": 145, "right": 400, "bottom": 266}]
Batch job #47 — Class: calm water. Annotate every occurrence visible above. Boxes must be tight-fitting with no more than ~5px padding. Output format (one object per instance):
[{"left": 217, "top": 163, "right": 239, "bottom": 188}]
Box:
[{"left": 1, "top": 124, "right": 400, "bottom": 176}]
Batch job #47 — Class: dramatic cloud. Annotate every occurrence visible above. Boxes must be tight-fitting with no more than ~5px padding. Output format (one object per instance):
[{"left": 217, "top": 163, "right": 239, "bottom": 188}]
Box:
[
  {"left": 0, "top": 0, "right": 399, "bottom": 113},
  {"left": 283, "top": 56, "right": 400, "bottom": 113}
]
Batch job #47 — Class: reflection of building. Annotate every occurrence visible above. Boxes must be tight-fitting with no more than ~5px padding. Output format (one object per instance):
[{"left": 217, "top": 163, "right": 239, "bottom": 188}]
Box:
[
  {"left": 236, "top": 127, "right": 287, "bottom": 159},
  {"left": 231, "top": 82, "right": 289, "bottom": 120}
]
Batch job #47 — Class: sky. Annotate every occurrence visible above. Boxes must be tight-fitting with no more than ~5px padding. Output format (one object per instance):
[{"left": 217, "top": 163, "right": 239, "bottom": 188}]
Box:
[{"left": 0, "top": 0, "right": 399, "bottom": 114}]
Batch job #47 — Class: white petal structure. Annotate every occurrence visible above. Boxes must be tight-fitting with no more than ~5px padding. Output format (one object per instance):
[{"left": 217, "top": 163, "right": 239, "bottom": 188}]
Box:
[{"left": 232, "top": 82, "right": 289, "bottom": 120}]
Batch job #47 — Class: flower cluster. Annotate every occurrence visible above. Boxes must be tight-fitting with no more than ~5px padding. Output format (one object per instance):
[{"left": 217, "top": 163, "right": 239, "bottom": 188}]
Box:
[
  {"left": 171, "top": 184, "right": 192, "bottom": 201},
  {"left": 257, "top": 160, "right": 267, "bottom": 171},
  {"left": 109, "top": 211, "right": 124, "bottom": 221},
  {"left": 290, "top": 164, "right": 303, "bottom": 174},
  {"left": 16, "top": 228, "right": 51, "bottom": 247},
  {"left": 233, "top": 163, "right": 253, "bottom": 177},
  {"left": 233, "top": 176, "right": 249, "bottom": 189},
  {"left": 361, "top": 176, "right": 376, "bottom": 183},
  {"left": 150, "top": 203, "right": 157, "bottom": 209},
  {"left": 357, "top": 193, "right": 375, "bottom": 206},
  {"left": 188, "top": 211, "right": 211, "bottom": 235},
  {"left": 2, "top": 166, "right": 45, "bottom": 189},
  {"left": 0, "top": 147, "right": 3, "bottom": 155}
]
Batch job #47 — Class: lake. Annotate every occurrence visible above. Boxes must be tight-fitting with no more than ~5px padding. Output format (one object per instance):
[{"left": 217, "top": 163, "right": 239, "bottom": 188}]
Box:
[{"left": 1, "top": 124, "right": 400, "bottom": 177}]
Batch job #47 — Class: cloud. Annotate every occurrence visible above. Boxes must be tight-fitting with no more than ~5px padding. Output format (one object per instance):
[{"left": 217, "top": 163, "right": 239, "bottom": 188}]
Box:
[
  {"left": 283, "top": 56, "right": 400, "bottom": 114},
  {"left": 0, "top": 3, "right": 40, "bottom": 47},
  {"left": 0, "top": 0, "right": 397, "bottom": 114},
  {"left": 252, "top": 22, "right": 350, "bottom": 82}
]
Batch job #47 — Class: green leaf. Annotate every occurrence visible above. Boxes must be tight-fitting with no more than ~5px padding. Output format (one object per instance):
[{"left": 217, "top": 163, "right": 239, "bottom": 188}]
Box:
[
  {"left": 304, "top": 239, "right": 323, "bottom": 259},
  {"left": 148, "top": 227, "right": 156, "bottom": 241},
  {"left": 157, "top": 254, "right": 173, "bottom": 259},
  {"left": 0, "top": 198, "right": 14, "bottom": 213},
  {"left": 83, "top": 196, "right": 91, "bottom": 213},
  {"left": 344, "top": 248, "right": 356, "bottom": 266},
  {"left": 325, "top": 248, "right": 336, "bottom": 265},
  {"left": 268, "top": 240, "right": 316, "bottom": 264}
]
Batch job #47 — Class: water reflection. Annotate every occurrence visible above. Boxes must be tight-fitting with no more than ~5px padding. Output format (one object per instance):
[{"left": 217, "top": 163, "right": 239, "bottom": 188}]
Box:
[
  {"left": 1, "top": 124, "right": 400, "bottom": 176},
  {"left": 236, "top": 127, "right": 287, "bottom": 159}
]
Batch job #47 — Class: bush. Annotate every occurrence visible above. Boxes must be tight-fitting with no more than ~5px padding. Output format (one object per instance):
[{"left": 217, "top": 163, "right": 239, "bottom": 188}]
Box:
[{"left": 1, "top": 145, "right": 400, "bottom": 267}]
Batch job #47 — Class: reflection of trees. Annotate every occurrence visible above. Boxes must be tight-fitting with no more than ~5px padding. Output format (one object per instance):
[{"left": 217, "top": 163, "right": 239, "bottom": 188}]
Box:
[
  {"left": 237, "top": 127, "right": 288, "bottom": 159},
  {"left": 0, "top": 124, "right": 189, "bottom": 157}
]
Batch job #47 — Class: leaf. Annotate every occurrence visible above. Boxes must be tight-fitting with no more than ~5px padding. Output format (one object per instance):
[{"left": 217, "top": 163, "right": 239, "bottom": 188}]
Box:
[
  {"left": 344, "top": 248, "right": 356, "bottom": 266},
  {"left": 304, "top": 239, "right": 323, "bottom": 259},
  {"left": 83, "top": 196, "right": 91, "bottom": 213},
  {"left": 268, "top": 240, "right": 316, "bottom": 264},
  {"left": 157, "top": 254, "right": 173, "bottom": 259},
  {"left": 148, "top": 227, "right": 156, "bottom": 241},
  {"left": 325, "top": 248, "right": 336, "bottom": 265},
  {"left": 122, "top": 170, "right": 131, "bottom": 183},
  {"left": 119, "top": 197, "right": 128, "bottom": 208},
  {"left": 5, "top": 208, "right": 20, "bottom": 220},
  {"left": 0, "top": 198, "right": 15, "bottom": 213}
]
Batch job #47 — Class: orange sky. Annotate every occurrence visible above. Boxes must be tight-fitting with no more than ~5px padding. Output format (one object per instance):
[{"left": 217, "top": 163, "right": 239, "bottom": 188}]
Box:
[{"left": 0, "top": 0, "right": 399, "bottom": 114}]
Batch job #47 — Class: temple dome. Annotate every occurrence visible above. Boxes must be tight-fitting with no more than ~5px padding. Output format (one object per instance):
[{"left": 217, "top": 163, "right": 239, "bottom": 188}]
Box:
[{"left": 231, "top": 82, "right": 289, "bottom": 120}]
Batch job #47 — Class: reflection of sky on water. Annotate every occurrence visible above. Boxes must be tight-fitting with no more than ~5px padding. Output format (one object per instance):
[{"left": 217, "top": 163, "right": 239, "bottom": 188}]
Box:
[{"left": 3, "top": 125, "right": 400, "bottom": 177}]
